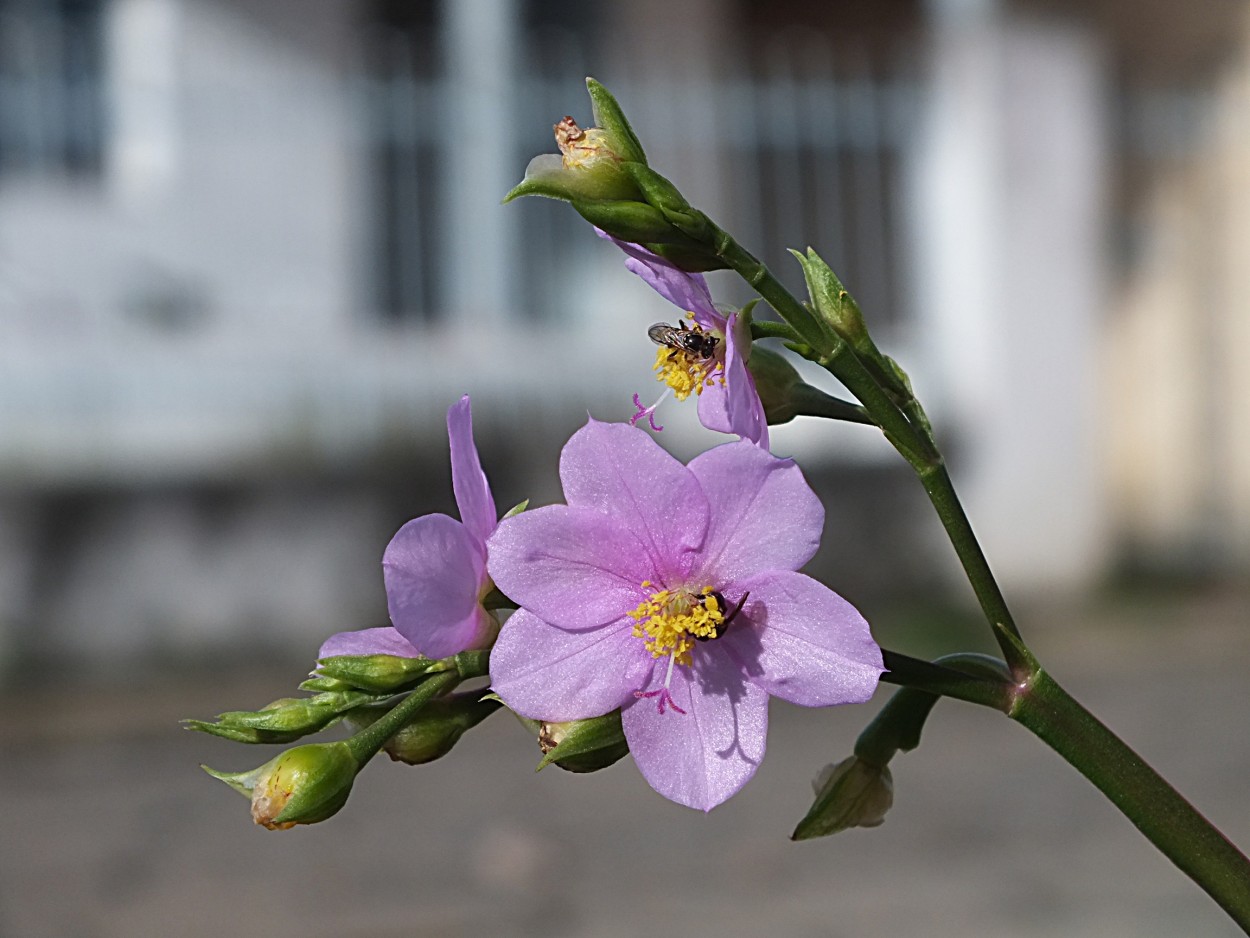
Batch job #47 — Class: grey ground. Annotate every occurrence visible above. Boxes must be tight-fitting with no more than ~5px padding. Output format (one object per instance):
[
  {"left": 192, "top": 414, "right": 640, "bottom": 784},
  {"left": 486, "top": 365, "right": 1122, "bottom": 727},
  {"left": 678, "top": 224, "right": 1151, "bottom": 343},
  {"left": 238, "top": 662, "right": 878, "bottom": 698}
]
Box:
[{"left": 2, "top": 589, "right": 1248, "bottom": 938}]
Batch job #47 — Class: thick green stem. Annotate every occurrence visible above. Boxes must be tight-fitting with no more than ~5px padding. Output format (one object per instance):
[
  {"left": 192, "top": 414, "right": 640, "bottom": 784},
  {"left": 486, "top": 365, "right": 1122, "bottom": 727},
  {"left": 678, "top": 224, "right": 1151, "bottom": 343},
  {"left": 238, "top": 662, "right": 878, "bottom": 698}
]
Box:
[
  {"left": 1011, "top": 670, "right": 1250, "bottom": 931},
  {"left": 344, "top": 671, "right": 459, "bottom": 763}
]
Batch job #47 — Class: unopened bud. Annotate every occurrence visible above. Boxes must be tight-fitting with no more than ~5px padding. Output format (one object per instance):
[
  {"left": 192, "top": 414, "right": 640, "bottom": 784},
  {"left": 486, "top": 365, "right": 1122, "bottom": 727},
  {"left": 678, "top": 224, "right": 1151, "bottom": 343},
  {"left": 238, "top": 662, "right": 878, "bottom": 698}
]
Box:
[
  {"left": 347, "top": 694, "right": 501, "bottom": 766},
  {"left": 746, "top": 346, "right": 872, "bottom": 427},
  {"left": 791, "top": 756, "right": 894, "bottom": 841},
  {"left": 186, "top": 690, "right": 374, "bottom": 744},
  {"left": 203, "top": 741, "right": 360, "bottom": 830},
  {"left": 316, "top": 653, "right": 439, "bottom": 694},
  {"left": 746, "top": 346, "right": 804, "bottom": 424},
  {"left": 791, "top": 248, "right": 868, "bottom": 347},
  {"left": 537, "top": 711, "right": 629, "bottom": 774}
]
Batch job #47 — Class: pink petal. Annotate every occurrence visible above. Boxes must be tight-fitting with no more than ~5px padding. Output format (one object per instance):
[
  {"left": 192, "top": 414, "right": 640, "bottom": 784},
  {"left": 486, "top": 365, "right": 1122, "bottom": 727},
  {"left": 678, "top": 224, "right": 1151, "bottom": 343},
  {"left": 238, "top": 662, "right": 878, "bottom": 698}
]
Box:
[
  {"left": 487, "top": 505, "right": 656, "bottom": 629},
  {"left": 558, "top": 420, "right": 709, "bottom": 584},
  {"left": 447, "top": 395, "right": 497, "bottom": 545},
  {"left": 490, "top": 609, "right": 655, "bottom": 721},
  {"left": 594, "top": 228, "right": 720, "bottom": 321},
  {"left": 721, "top": 318, "right": 769, "bottom": 448},
  {"left": 687, "top": 442, "right": 824, "bottom": 582},
  {"left": 695, "top": 316, "right": 768, "bottom": 447},
  {"left": 723, "top": 570, "right": 883, "bottom": 707},
  {"left": 383, "top": 513, "right": 489, "bottom": 659},
  {"left": 317, "top": 626, "right": 422, "bottom": 659},
  {"left": 622, "top": 642, "right": 768, "bottom": 811},
  {"left": 696, "top": 376, "right": 734, "bottom": 434}
]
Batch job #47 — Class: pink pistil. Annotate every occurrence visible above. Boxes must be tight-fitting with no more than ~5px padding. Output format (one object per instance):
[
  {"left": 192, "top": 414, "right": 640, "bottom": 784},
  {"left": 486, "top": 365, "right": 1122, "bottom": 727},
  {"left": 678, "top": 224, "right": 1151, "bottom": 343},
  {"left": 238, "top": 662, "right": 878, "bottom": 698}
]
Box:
[
  {"left": 630, "top": 393, "right": 664, "bottom": 432},
  {"left": 634, "top": 687, "right": 687, "bottom": 715}
]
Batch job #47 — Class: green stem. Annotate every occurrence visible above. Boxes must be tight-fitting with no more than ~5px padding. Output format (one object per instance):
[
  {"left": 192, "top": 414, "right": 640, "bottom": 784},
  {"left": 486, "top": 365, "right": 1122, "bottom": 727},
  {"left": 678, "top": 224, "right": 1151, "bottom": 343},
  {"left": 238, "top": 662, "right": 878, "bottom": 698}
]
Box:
[
  {"left": 705, "top": 218, "right": 1021, "bottom": 664},
  {"left": 917, "top": 462, "right": 1026, "bottom": 664},
  {"left": 879, "top": 649, "right": 1013, "bottom": 711},
  {"left": 788, "top": 384, "right": 875, "bottom": 426},
  {"left": 859, "top": 653, "right": 1013, "bottom": 766},
  {"left": 1011, "top": 669, "right": 1250, "bottom": 931},
  {"left": 344, "top": 671, "right": 459, "bottom": 764},
  {"left": 706, "top": 218, "right": 936, "bottom": 469}
]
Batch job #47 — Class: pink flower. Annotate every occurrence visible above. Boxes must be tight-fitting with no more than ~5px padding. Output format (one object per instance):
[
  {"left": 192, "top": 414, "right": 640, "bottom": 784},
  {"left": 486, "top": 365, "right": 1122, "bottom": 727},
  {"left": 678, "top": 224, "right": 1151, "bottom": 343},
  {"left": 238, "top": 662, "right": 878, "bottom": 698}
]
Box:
[
  {"left": 319, "top": 396, "right": 498, "bottom": 660},
  {"left": 597, "top": 230, "right": 770, "bottom": 448},
  {"left": 486, "top": 420, "right": 882, "bottom": 810}
]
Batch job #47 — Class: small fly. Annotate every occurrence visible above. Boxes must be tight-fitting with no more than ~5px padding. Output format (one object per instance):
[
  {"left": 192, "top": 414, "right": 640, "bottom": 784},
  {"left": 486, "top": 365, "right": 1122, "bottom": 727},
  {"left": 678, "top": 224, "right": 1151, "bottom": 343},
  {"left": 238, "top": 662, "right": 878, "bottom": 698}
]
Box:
[{"left": 648, "top": 322, "right": 721, "bottom": 361}]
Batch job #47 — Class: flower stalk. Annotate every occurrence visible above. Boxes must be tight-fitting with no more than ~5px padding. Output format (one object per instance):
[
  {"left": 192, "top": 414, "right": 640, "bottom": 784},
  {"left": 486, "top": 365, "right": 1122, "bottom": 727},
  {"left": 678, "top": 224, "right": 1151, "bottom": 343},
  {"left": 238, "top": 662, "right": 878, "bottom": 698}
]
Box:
[{"left": 1009, "top": 669, "right": 1250, "bottom": 931}]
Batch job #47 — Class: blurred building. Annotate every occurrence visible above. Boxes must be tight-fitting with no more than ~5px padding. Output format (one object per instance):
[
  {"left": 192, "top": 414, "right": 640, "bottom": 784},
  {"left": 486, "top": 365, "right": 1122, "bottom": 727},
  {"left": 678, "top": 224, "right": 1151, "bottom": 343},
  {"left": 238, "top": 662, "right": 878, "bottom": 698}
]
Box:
[{"left": 0, "top": 0, "right": 1245, "bottom": 671}]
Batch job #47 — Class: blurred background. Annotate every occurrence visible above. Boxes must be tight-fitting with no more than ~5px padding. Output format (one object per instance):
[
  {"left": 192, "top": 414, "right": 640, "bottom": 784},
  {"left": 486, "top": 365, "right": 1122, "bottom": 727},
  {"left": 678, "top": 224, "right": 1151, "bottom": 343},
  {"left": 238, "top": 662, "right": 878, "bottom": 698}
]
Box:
[{"left": 2, "top": 0, "right": 1249, "bottom": 935}]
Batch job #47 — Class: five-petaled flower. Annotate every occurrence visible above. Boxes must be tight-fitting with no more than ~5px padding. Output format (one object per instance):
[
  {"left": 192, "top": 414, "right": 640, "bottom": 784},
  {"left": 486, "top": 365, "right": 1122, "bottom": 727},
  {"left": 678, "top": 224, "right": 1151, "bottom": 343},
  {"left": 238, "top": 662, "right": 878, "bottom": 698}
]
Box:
[
  {"left": 598, "top": 230, "right": 770, "bottom": 449},
  {"left": 318, "top": 396, "right": 498, "bottom": 661},
  {"left": 487, "top": 420, "right": 883, "bottom": 811}
]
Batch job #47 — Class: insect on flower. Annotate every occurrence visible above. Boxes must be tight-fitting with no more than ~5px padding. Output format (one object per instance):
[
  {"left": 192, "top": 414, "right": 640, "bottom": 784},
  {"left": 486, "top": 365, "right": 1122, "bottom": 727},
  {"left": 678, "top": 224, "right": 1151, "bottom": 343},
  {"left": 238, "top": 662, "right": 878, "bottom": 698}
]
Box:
[
  {"left": 693, "top": 590, "right": 748, "bottom": 642},
  {"left": 648, "top": 320, "right": 721, "bottom": 362}
]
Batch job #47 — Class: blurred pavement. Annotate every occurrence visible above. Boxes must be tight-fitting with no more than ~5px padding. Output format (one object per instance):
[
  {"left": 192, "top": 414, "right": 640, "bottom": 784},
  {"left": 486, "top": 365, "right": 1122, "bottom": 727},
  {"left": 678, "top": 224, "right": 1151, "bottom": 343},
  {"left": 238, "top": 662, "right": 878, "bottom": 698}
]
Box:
[{"left": 1, "top": 588, "right": 1248, "bottom": 938}]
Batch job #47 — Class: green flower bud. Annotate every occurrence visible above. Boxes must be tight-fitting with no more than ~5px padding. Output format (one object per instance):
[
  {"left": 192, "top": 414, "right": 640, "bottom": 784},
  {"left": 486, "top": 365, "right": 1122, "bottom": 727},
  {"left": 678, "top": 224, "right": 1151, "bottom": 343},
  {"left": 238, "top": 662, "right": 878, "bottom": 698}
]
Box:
[
  {"left": 790, "top": 248, "right": 868, "bottom": 347},
  {"left": 747, "top": 346, "right": 804, "bottom": 424},
  {"left": 537, "top": 710, "right": 629, "bottom": 774},
  {"left": 316, "top": 654, "right": 440, "bottom": 694},
  {"left": 747, "top": 346, "right": 873, "bottom": 427},
  {"left": 186, "top": 690, "right": 376, "bottom": 744},
  {"left": 791, "top": 756, "right": 894, "bottom": 841},
  {"left": 347, "top": 694, "right": 501, "bottom": 766},
  {"left": 203, "top": 741, "right": 360, "bottom": 830}
]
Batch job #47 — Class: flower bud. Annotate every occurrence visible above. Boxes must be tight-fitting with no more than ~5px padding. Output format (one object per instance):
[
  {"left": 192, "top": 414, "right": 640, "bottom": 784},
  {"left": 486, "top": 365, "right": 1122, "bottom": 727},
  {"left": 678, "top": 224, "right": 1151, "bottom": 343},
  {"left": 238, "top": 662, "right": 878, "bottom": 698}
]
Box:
[
  {"left": 316, "top": 653, "right": 439, "bottom": 694},
  {"left": 746, "top": 346, "right": 872, "bottom": 427},
  {"left": 790, "top": 248, "right": 868, "bottom": 347},
  {"left": 347, "top": 695, "right": 501, "bottom": 766},
  {"left": 746, "top": 346, "right": 804, "bottom": 424},
  {"left": 186, "top": 690, "right": 376, "bottom": 746},
  {"left": 537, "top": 711, "right": 629, "bottom": 774},
  {"left": 791, "top": 756, "right": 894, "bottom": 841},
  {"left": 203, "top": 741, "right": 360, "bottom": 830}
]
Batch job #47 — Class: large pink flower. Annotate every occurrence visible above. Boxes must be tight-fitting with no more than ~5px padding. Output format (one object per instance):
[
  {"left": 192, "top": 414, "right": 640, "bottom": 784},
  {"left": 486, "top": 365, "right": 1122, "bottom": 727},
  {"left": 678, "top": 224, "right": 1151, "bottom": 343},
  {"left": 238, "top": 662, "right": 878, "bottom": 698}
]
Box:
[
  {"left": 487, "top": 420, "right": 882, "bottom": 810},
  {"left": 319, "top": 396, "right": 497, "bottom": 660},
  {"left": 598, "top": 230, "right": 770, "bottom": 449}
]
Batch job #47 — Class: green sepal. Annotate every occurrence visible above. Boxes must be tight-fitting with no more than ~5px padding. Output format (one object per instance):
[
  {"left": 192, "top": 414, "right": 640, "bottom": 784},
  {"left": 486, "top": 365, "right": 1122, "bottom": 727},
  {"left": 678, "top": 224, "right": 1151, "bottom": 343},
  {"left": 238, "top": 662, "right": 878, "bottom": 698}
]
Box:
[
  {"left": 789, "top": 248, "right": 865, "bottom": 348},
  {"left": 585, "top": 77, "right": 647, "bottom": 165},
  {"left": 201, "top": 763, "right": 263, "bottom": 799},
  {"left": 641, "top": 241, "right": 729, "bottom": 272},
  {"left": 504, "top": 153, "right": 641, "bottom": 205},
  {"left": 536, "top": 710, "right": 629, "bottom": 773},
  {"left": 205, "top": 690, "right": 376, "bottom": 737},
  {"left": 298, "top": 676, "right": 354, "bottom": 693},
  {"left": 502, "top": 498, "right": 529, "bottom": 520},
  {"left": 571, "top": 199, "right": 689, "bottom": 243},
  {"left": 184, "top": 719, "right": 332, "bottom": 745},
  {"left": 622, "top": 163, "right": 711, "bottom": 241},
  {"left": 315, "top": 653, "right": 442, "bottom": 694}
]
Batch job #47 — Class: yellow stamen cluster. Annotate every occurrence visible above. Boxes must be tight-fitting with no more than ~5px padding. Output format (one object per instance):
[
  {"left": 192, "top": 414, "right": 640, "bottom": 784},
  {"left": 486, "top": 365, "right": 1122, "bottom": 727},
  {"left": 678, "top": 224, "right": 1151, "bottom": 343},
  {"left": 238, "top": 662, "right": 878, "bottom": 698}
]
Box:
[
  {"left": 653, "top": 322, "right": 725, "bottom": 401},
  {"left": 628, "top": 582, "right": 725, "bottom": 667}
]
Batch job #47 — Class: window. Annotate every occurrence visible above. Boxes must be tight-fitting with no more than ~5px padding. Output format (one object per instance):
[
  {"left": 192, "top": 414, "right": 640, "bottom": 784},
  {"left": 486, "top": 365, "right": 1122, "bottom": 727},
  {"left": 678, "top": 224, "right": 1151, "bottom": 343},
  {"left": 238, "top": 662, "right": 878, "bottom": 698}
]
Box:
[{"left": 0, "top": 0, "right": 105, "bottom": 177}]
